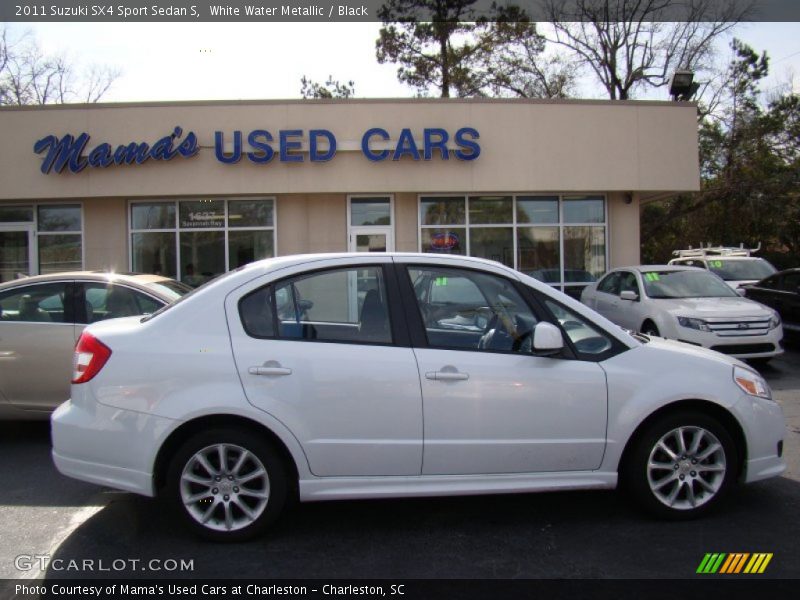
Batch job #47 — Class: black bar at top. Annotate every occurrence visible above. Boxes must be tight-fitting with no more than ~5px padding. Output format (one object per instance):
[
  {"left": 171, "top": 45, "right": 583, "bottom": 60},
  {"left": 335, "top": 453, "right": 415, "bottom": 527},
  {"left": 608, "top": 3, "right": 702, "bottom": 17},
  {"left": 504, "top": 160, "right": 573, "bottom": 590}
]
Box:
[{"left": 2, "top": 0, "right": 799, "bottom": 23}]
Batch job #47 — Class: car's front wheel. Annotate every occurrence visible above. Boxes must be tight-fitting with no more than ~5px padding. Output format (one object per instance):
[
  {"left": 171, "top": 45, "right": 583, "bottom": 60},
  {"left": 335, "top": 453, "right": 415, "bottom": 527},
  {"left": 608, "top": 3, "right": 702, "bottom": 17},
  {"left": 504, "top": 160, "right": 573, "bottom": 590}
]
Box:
[
  {"left": 167, "top": 429, "right": 289, "bottom": 542},
  {"left": 623, "top": 411, "right": 738, "bottom": 519}
]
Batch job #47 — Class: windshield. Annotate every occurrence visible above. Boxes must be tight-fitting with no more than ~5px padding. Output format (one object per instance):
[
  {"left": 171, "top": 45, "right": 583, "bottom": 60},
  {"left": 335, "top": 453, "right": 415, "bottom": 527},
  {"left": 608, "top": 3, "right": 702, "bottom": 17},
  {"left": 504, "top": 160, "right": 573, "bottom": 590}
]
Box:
[
  {"left": 144, "top": 279, "right": 193, "bottom": 301},
  {"left": 642, "top": 270, "right": 739, "bottom": 299},
  {"left": 707, "top": 259, "right": 776, "bottom": 281}
]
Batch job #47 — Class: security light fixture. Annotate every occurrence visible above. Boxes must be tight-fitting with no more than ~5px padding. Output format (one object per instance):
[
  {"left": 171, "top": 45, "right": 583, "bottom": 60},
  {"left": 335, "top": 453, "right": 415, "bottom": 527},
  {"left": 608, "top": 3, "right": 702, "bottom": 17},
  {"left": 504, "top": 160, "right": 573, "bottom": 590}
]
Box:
[{"left": 669, "top": 70, "right": 698, "bottom": 101}]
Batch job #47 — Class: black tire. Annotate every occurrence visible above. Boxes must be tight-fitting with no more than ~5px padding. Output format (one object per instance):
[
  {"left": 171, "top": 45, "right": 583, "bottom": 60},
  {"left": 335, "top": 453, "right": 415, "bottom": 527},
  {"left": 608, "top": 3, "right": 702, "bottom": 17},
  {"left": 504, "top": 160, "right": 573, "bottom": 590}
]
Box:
[
  {"left": 166, "top": 428, "right": 289, "bottom": 542},
  {"left": 622, "top": 411, "right": 738, "bottom": 520},
  {"left": 641, "top": 320, "right": 660, "bottom": 337}
]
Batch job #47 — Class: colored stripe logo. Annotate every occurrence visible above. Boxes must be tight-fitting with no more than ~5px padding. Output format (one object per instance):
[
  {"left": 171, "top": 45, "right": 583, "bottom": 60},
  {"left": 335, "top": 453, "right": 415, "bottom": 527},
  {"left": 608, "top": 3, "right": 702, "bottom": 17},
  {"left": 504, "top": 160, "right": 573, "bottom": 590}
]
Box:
[{"left": 697, "top": 553, "right": 773, "bottom": 574}]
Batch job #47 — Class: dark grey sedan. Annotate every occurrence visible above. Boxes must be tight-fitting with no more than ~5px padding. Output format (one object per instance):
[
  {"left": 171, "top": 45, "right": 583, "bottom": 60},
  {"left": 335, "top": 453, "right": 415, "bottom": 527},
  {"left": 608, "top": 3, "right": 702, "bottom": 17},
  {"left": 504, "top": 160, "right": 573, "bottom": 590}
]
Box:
[{"left": 744, "top": 268, "right": 800, "bottom": 337}]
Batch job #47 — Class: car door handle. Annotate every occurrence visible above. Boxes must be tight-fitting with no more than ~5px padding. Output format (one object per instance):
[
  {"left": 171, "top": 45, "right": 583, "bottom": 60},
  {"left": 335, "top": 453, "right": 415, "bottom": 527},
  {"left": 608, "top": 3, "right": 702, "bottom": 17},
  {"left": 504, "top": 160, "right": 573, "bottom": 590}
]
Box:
[
  {"left": 425, "top": 370, "right": 469, "bottom": 381},
  {"left": 248, "top": 361, "right": 292, "bottom": 377}
]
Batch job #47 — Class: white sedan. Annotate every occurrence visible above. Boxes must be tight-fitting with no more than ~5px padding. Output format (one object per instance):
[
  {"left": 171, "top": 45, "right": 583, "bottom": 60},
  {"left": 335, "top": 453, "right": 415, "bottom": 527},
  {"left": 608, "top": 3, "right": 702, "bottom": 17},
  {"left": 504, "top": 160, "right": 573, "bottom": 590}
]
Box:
[
  {"left": 52, "top": 254, "right": 786, "bottom": 541},
  {"left": 581, "top": 265, "right": 783, "bottom": 361}
]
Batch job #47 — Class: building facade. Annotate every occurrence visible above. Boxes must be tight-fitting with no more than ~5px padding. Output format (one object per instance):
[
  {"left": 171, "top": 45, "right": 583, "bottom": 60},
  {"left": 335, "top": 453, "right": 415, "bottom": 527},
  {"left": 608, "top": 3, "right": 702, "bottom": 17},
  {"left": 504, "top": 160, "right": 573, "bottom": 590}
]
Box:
[{"left": 0, "top": 98, "right": 699, "bottom": 297}]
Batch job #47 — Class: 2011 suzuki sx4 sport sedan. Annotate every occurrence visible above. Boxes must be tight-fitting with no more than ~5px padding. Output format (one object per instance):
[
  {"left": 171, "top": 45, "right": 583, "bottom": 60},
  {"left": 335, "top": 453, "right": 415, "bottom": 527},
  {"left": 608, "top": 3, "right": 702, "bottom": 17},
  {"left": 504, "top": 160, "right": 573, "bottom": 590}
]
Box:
[{"left": 51, "top": 254, "right": 787, "bottom": 541}]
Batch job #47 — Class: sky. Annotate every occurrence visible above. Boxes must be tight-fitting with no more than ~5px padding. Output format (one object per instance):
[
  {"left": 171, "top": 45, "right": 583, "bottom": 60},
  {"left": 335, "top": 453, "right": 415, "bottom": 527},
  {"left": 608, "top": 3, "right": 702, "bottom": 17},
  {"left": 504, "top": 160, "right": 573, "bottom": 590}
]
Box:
[{"left": 11, "top": 21, "right": 800, "bottom": 103}]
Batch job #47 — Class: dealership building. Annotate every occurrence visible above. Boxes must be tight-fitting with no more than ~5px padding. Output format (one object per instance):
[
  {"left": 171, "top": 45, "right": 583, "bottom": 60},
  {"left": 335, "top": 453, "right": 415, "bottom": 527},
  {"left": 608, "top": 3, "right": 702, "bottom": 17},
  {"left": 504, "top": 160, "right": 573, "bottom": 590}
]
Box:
[{"left": 0, "top": 98, "right": 699, "bottom": 296}]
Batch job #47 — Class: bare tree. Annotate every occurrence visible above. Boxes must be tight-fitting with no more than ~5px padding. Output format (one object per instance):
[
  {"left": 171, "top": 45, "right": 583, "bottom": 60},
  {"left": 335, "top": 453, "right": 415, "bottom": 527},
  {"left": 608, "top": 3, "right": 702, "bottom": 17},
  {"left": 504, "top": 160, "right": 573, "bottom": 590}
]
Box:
[
  {"left": 0, "top": 25, "right": 120, "bottom": 106},
  {"left": 540, "top": 0, "right": 753, "bottom": 100}
]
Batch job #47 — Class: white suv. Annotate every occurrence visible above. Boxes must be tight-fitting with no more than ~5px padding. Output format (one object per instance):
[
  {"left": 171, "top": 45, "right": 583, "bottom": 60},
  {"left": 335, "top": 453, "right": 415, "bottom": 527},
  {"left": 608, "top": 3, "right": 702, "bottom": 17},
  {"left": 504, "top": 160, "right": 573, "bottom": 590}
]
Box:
[{"left": 668, "top": 247, "right": 777, "bottom": 291}]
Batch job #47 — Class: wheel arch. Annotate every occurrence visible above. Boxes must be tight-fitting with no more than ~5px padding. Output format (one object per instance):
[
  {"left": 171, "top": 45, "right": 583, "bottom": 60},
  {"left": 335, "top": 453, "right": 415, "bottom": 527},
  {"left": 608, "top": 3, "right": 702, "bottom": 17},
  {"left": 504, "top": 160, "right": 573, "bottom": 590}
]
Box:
[
  {"left": 153, "top": 414, "right": 300, "bottom": 498},
  {"left": 618, "top": 399, "right": 748, "bottom": 481}
]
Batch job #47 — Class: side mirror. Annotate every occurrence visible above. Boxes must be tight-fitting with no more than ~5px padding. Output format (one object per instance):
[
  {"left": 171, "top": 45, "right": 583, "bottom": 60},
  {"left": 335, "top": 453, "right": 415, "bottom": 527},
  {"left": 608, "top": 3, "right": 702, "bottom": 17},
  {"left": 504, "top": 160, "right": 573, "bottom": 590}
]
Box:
[
  {"left": 532, "top": 322, "right": 564, "bottom": 356},
  {"left": 620, "top": 290, "right": 639, "bottom": 301}
]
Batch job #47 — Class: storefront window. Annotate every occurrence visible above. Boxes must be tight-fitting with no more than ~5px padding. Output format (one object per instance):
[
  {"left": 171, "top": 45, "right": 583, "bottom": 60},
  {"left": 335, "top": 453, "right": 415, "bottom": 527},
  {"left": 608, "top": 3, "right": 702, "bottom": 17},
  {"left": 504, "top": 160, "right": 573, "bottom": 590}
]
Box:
[
  {"left": 37, "top": 205, "right": 82, "bottom": 274},
  {"left": 418, "top": 194, "right": 607, "bottom": 296},
  {"left": 130, "top": 198, "right": 275, "bottom": 286},
  {"left": 0, "top": 204, "right": 83, "bottom": 278}
]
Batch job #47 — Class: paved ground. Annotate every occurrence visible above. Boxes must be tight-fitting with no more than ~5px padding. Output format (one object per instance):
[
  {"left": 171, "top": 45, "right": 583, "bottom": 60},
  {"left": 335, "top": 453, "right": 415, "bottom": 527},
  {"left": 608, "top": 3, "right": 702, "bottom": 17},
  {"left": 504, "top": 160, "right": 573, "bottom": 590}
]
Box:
[{"left": 1, "top": 344, "right": 798, "bottom": 581}]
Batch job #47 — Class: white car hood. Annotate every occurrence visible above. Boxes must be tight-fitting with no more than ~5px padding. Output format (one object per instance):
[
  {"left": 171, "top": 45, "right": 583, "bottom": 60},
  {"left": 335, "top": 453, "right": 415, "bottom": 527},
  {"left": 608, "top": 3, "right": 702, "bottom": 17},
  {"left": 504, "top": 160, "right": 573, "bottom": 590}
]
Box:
[
  {"left": 656, "top": 296, "right": 772, "bottom": 318},
  {"left": 641, "top": 336, "right": 748, "bottom": 369}
]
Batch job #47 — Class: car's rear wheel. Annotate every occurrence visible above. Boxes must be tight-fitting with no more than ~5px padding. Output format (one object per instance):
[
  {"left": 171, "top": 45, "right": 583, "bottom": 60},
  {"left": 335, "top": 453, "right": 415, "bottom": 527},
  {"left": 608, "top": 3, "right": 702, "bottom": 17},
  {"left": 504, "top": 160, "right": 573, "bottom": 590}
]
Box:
[
  {"left": 167, "top": 429, "right": 288, "bottom": 542},
  {"left": 623, "top": 411, "right": 738, "bottom": 519}
]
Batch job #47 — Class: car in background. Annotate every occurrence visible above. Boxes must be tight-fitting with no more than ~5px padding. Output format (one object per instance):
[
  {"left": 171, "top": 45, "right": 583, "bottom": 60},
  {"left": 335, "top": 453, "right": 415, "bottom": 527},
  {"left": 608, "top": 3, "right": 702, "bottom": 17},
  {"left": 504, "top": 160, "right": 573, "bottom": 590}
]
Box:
[
  {"left": 52, "top": 253, "right": 785, "bottom": 541},
  {"left": 743, "top": 268, "right": 800, "bottom": 337},
  {"left": 580, "top": 265, "right": 783, "bottom": 361},
  {"left": 668, "top": 246, "right": 776, "bottom": 291},
  {"left": 0, "top": 272, "right": 190, "bottom": 419}
]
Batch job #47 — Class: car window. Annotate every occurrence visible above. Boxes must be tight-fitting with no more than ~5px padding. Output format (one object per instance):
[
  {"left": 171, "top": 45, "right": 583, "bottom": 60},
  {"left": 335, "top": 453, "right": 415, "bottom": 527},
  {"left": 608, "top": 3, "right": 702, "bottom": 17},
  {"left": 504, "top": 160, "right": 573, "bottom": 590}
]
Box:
[
  {"left": 674, "top": 259, "right": 705, "bottom": 269},
  {"left": 543, "top": 299, "right": 613, "bottom": 356},
  {"left": 619, "top": 271, "right": 640, "bottom": 295},
  {"left": 642, "top": 270, "right": 738, "bottom": 299},
  {"left": 240, "top": 266, "right": 393, "bottom": 345},
  {"left": 781, "top": 272, "right": 800, "bottom": 292},
  {"left": 758, "top": 274, "right": 781, "bottom": 289},
  {"left": 597, "top": 272, "right": 621, "bottom": 295},
  {"left": 408, "top": 267, "right": 539, "bottom": 353},
  {"left": 0, "top": 282, "right": 69, "bottom": 323},
  {"left": 706, "top": 259, "right": 776, "bottom": 281},
  {"left": 80, "top": 283, "right": 163, "bottom": 324}
]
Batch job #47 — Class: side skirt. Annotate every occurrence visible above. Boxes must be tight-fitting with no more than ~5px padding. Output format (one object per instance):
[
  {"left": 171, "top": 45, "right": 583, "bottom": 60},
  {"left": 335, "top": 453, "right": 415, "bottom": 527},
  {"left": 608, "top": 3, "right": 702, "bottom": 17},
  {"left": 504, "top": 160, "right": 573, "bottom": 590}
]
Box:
[{"left": 299, "top": 471, "right": 617, "bottom": 502}]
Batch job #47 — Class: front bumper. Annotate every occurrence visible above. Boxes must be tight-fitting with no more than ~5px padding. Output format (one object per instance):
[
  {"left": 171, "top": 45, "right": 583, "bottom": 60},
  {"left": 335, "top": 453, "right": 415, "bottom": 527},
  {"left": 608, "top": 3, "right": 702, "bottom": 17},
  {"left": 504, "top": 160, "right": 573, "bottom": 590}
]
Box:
[
  {"left": 51, "top": 399, "right": 176, "bottom": 497},
  {"left": 732, "top": 393, "right": 787, "bottom": 483},
  {"left": 673, "top": 327, "right": 783, "bottom": 359}
]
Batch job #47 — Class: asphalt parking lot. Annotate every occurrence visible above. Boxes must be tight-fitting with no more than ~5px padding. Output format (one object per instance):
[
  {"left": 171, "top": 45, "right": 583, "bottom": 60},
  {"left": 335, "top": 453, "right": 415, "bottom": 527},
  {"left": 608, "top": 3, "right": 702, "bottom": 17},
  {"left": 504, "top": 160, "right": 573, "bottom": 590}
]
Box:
[{"left": 1, "top": 344, "right": 799, "bottom": 582}]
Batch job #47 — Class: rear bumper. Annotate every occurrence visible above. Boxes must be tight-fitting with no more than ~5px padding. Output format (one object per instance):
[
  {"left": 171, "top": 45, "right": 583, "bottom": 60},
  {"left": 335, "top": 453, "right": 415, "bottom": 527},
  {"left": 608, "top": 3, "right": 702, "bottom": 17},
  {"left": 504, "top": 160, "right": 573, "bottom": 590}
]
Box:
[{"left": 51, "top": 399, "right": 175, "bottom": 497}]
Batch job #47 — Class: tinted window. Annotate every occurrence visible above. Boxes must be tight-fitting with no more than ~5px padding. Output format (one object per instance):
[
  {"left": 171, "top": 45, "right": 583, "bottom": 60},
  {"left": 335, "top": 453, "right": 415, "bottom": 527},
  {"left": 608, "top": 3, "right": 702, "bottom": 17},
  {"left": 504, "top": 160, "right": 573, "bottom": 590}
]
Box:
[
  {"left": 642, "top": 270, "right": 738, "bottom": 299},
  {"left": 241, "top": 267, "right": 393, "bottom": 345},
  {"left": 707, "top": 259, "right": 776, "bottom": 281},
  {"left": 81, "top": 283, "right": 163, "bottom": 324},
  {"left": 0, "top": 282, "right": 69, "bottom": 323},
  {"left": 409, "top": 267, "right": 539, "bottom": 353},
  {"left": 619, "top": 272, "right": 640, "bottom": 295},
  {"left": 543, "top": 299, "right": 613, "bottom": 356},
  {"left": 781, "top": 272, "right": 800, "bottom": 291},
  {"left": 597, "top": 272, "right": 621, "bottom": 295}
]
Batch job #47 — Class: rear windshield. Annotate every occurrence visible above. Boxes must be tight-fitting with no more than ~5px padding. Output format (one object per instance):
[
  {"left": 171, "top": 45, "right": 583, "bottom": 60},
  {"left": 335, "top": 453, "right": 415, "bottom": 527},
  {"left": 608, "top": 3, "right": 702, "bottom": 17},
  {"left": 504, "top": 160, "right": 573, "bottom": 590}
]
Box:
[
  {"left": 144, "top": 280, "right": 193, "bottom": 301},
  {"left": 707, "top": 259, "right": 776, "bottom": 281},
  {"left": 642, "top": 270, "right": 738, "bottom": 299}
]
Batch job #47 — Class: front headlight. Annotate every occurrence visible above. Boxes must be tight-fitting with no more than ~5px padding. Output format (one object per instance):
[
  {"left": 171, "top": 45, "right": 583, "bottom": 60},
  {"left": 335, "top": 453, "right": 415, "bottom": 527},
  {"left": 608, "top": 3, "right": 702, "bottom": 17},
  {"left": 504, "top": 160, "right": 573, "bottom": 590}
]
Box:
[
  {"left": 770, "top": 312, "right": 781, "bottom": 330},
  {"left": 733, "top": 365, "right": 772, "bottom": 400},
  {"left": 677, "top": 316, "right": 711, "bottom": 332}
]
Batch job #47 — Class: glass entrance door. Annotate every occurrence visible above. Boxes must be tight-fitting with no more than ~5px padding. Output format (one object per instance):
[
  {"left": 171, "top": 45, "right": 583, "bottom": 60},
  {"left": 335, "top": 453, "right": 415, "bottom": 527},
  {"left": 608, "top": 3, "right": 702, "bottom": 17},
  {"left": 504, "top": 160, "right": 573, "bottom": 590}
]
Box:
[
  {"left": 0, "top": 225, "right": 34, "bottom": 284},
  {"left": 350, "top": 230, "right": 391, "bottom": 253},
  {"left": 348, "top": 196, "right": 394, "bottom": 253}
]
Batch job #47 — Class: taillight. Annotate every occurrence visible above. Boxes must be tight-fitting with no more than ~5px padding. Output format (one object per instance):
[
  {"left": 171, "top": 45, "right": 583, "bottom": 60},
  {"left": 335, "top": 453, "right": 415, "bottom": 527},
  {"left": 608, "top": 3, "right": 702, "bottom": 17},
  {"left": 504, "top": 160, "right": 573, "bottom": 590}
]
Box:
[{"left": 72, "top": 332, "right": 112, "bottom": 384}]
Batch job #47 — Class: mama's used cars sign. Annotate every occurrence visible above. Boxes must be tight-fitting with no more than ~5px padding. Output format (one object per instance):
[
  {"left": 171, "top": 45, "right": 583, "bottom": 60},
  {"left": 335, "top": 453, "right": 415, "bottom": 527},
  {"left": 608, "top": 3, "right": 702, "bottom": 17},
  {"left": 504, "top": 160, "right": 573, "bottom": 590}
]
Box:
[{"left": 33, "top": 126, "right": 481, "bottom": 174}]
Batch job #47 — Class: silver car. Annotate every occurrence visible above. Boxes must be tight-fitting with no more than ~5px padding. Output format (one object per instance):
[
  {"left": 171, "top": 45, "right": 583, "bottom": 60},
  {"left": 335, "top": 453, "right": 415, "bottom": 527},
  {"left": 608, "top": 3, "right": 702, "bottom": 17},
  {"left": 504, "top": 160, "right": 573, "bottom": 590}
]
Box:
[{"left": 0, "top": 272, "right": 190, "bottom": 419}]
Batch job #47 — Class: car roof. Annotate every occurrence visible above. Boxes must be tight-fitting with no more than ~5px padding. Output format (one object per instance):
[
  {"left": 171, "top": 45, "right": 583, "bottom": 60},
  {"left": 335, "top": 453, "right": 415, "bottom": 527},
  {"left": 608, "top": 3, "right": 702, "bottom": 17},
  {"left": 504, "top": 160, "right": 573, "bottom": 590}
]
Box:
[
  {"left": 0, "top": 271, "right": 179, "bottom": 294},
  {"left": 672, "top": 256, "right": 766, "bottom": 261},
  {"left": 611, "top": 265, "right": 697, "bottom": 274}
]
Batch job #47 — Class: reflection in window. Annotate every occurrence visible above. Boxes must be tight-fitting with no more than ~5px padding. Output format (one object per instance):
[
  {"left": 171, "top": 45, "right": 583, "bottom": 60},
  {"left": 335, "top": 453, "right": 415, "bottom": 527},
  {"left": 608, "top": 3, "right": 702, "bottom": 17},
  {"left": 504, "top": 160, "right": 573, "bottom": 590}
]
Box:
[
  {"left": 418, "top": 194, "right": 607, "bottom": 297},
  {"left": 37, "top": 205, "right": 82, "bottom": 274},
  {"left": 241, "top": 267, "right": 392, "bottom": 344},
  {"left": 408, "top": 266, "right": 538, "bottom": 353},
  {"left": 351, "top": 198, "right": 391, "bottom": 226},
  {"left": 130, "top": 198, "right": 275, "bottom": 285}
]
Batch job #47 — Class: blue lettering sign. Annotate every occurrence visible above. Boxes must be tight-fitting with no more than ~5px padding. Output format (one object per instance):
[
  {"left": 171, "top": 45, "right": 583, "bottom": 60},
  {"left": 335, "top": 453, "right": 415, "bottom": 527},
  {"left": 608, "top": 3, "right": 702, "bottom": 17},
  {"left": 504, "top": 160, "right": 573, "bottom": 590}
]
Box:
[
  {"left": 454, "top": 127, "right": 480, "bottom": 161},
  {"left": 280, "top": 130, "right": 304, "bottom": 163},
  {"left": 34, "top": 126, "right": 199, "bottom": 174},
  {"left": 246, "top": 130, "right": 274, "bottom": 164},
  {"left": 361, "top": 128, "right": 390, "bottom": 162},
  {"left": 392, "top": 128, "right": 421, "bottom": 161},
  {"left": 215, "top": 130, "right": 242, "bottom": 164},
  {"left": 423, "top": 128, "right": 449, "bottom": 161},
  {"left": 309, "top": 129, "right": 336, "bottom": 162}
]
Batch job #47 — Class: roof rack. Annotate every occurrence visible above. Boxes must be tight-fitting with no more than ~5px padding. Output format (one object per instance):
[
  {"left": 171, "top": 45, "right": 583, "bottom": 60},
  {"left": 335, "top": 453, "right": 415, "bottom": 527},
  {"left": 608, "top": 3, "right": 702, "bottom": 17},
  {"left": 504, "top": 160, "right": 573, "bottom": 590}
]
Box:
[{"left": 672, "top": 242, "right": 761, "bottom": 258}]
